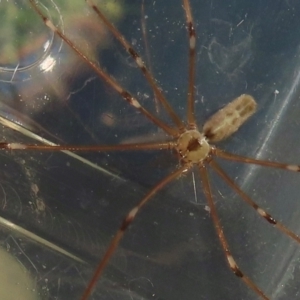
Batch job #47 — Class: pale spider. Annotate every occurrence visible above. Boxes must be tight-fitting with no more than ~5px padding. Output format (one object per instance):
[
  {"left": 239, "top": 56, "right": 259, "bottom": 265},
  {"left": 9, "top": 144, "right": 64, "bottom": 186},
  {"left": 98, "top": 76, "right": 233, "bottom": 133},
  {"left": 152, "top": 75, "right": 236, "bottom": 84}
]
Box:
[{"left": 2, "top": 0, "right": 300, "bottom": 299}]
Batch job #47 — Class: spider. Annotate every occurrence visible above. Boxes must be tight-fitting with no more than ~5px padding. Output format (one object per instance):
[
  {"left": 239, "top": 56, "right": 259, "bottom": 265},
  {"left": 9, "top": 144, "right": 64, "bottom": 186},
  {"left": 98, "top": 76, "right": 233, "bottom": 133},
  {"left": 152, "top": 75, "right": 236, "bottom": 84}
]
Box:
[{"left": 1, "top": 0, "right": 300, "bottom": 299}]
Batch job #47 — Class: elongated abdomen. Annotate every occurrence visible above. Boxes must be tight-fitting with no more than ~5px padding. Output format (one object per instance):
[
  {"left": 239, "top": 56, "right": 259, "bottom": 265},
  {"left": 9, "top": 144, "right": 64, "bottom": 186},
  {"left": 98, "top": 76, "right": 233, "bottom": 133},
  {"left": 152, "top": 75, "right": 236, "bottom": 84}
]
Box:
[{"left": 203, "top": 94, "right": 257, "bottom": 143}]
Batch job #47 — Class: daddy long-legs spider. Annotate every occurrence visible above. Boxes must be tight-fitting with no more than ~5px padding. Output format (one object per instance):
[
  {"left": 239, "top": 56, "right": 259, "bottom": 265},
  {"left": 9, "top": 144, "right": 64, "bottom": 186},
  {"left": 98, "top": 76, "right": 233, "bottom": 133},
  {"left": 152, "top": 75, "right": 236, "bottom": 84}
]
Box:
[{"left": 1, "top": 0, "right": 300, "bottom": 299}]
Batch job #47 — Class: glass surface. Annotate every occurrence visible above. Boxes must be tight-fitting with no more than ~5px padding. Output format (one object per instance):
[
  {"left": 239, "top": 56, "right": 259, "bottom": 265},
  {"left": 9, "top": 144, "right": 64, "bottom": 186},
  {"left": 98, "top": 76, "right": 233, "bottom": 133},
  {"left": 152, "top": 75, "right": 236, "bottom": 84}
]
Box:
[{"left": 0, "top": 0, "right": 300, "bottom": 299}]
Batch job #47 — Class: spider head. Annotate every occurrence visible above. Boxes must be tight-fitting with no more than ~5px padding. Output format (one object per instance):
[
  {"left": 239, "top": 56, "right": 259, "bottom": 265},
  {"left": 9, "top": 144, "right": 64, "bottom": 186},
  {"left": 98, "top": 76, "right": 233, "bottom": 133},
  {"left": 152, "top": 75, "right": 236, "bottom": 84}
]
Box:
[{"left": 177, "top": 130, "right": 211, "bottom": 164}]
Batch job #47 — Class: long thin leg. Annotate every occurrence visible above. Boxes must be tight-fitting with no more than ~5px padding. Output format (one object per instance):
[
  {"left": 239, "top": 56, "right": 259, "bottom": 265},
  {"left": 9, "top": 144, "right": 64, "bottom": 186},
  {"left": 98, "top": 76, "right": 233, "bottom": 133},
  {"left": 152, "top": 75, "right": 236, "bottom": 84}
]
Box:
[
  {"left": 81, "top": 164, "right": 190, "bottom": 300},
  {"left": 141, "top": 0, "right": 160, "bottom": 114},
  {"left": 198, "top": 165, "right": 269, "bottom": 300},
  {"left": 86, "top": 0, "right": 185, "bottom": 131},
  {"left": 214, "top": 148, "right": 300, "bottom": 172},
  {"left": 210, "top": 159, "right": 300, "bottom": 244},
  {"left": 0, "top": 140, "right": 176, "bottom": 152},
  {"left": 182, "top": 0, "right": 197, "bottom": 129},
  {"left": 29, "top": 0, "right": 179, "bottom": 138}
]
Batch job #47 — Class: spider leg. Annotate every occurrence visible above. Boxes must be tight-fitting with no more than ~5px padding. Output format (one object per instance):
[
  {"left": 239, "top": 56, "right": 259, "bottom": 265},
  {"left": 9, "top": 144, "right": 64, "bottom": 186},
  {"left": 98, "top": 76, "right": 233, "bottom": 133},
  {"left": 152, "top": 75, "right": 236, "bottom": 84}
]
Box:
[
  {"left": 29, "top": 0, "right": 179, "bottom": 137},
  {"left": 0, "top": 141, "right": 176, "bottom": 152},
  {"left": 210, "top": 159, "right": 300, "bottom": 244},
  {"left": 81, "top": 164, "right": 190, "bottom": 300},
  {"left": 214, "top": 149, "right": 300, "bottom": 172},
  {"left": 86, "top": 0, "right": 185, "bottom": 131},
  {"left": 199, "top": 165, "right": 269, "bottom": 300},
  {"left": 182, "top": 0, "right": 197, "bottom": 129}
]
